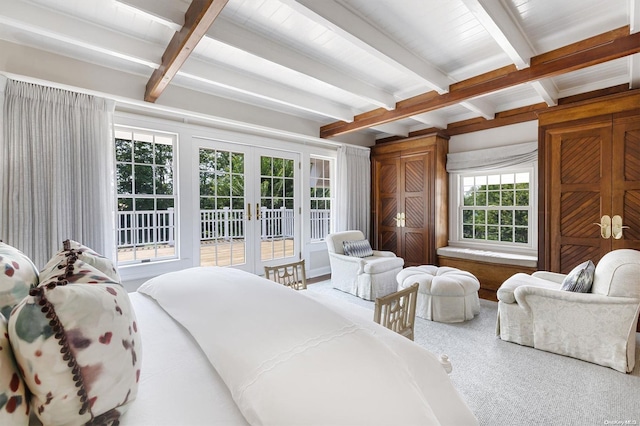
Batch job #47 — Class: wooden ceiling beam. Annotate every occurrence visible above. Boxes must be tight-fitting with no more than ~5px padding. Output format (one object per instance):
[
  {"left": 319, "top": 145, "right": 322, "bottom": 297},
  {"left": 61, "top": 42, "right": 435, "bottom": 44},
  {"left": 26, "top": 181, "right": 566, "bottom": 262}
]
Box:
[
  {"left": 320, "top": 26, "right": 640, "bottom": 138},
  {"left": 375, "top": 84, "right": 635, "bottom": 144},
  {"left": 144, "top": 0, "right": 228, "bottom": 103}
]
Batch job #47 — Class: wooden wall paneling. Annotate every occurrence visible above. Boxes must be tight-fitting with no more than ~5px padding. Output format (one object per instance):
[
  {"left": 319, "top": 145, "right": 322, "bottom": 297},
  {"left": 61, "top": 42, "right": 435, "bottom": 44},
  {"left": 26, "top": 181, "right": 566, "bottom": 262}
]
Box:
[
  {"left": 433, "top": 136, "right": 449, "bottom": 251},
  {"left": 437, "top": 256, "right": 536, "bottom": 301}
]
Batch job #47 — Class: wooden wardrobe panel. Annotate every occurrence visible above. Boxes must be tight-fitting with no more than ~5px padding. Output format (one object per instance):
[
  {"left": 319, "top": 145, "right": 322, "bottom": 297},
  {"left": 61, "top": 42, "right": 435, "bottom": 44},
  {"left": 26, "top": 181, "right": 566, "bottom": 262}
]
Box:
[
  {"left": 539, "top": 92, "right": 640, "bottom": 273},
  {"left": 375, "top": 157, "right": 401, "bottom": 254},
  {"left": 371, "top": 134, "right": 448, "bottom": 267},
  {"left": 545, "top": 121, "right": 612, "bottom": 271},
  {"left": 612, "top": 115, "right": 640, "bottom": 250}
]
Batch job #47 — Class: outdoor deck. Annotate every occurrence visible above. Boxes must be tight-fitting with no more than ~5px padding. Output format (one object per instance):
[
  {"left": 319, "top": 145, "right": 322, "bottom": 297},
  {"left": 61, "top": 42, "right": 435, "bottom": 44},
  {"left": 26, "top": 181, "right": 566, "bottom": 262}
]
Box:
[{"left": 117, "top": 239, "right": 294, "bottom": 266}]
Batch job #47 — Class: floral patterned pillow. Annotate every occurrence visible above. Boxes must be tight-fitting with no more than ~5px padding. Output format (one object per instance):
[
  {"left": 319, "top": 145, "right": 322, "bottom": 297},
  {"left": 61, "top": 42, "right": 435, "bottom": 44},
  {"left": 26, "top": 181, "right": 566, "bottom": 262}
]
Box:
[
  {"left": 8, "top": 247, "right": 140, "bottom": 425},
  {"left": 0, "top": 242, "right": 39, "bottom": 319},
  {"left": 0, "top": 313, "right": 29, "bottom": 425},
  {"left": 40, "top": 239, "right": 120, "bottom": 283}
]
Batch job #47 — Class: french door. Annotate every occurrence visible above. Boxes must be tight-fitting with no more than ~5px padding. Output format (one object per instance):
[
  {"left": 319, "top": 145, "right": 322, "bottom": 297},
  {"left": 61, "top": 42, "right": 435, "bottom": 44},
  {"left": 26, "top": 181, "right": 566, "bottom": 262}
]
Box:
[{"left": 196, "top": 139, "right": 300, "bottom": 274}]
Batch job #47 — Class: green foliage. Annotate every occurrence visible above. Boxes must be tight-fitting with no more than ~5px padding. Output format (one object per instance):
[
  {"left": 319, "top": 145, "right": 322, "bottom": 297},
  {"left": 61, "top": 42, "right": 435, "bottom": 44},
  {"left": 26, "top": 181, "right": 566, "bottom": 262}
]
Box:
[
  {"left": 487, "top": 226, "right": 499, "bottom": 241},
  {"left": 460, "top": 173, "right": 531, "bottom": 245},
  {"left": 116, "top": 137, "right": 174, "bottom": 211}
]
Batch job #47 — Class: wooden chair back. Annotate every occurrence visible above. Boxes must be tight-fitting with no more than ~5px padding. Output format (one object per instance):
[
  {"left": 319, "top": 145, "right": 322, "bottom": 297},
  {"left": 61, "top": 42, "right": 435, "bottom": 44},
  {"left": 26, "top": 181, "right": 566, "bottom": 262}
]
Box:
[
  {"left": 374, "top": 283, "right": 418, "bottom": 340},
  {"left": 264, "top": 259, "right": 307, "bottom": 290}
]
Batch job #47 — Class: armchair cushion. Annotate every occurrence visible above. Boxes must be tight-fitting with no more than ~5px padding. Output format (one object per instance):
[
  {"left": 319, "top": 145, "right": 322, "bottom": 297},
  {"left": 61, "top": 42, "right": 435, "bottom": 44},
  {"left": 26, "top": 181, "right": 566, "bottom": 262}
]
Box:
[
  {"left": 560, "top": 260, "right": 595, "bottom": 293},
  {"left": 343, "top": 239, "right": 373, "bottom": 258},
  {"left": 362, "top": 256, "right": 405, "bottom": 274},
  {"left": 497, "top": 273, "right": 560, "bottom": 304}
]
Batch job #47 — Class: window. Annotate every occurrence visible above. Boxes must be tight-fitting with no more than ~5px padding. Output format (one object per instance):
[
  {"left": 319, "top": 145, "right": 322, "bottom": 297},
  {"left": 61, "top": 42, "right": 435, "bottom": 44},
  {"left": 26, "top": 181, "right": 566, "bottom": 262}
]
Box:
[
  {"left": 452, "top": 167, "right": 536, "bottom": 252},
  {"left": 115, "top": 127, "right": 177, "bottom": 264},
  {"left": 309, "top": 157, "right": 332, "bottom": 241}
]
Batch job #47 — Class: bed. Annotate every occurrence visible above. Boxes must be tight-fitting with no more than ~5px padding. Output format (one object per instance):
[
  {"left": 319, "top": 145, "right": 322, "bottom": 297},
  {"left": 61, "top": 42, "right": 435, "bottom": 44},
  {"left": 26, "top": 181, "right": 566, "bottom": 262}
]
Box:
[{"left": 120, "top": 266, "right": 479, "bottom": 426}]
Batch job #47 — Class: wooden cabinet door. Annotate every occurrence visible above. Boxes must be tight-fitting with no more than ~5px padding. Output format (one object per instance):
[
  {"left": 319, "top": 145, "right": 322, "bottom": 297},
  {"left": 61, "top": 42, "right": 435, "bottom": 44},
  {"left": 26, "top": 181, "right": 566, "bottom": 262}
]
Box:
[
  {"left": 612, "top": 115, "right": 640, "bottom": 250},
  {"left": 372, "top": 134, "right": 447, "bottom": 267},
  {"left": 546, "top": 121, "right": 612, "bottom": 273},
  {"left": 375, "top": 156, "right": 401, "bottom": 255},
  {"left": 373, "top": 150, "right": 434, "bottom": 266},
  {"left": 400, "top": 152, "right": 433, "bottom": 266}
]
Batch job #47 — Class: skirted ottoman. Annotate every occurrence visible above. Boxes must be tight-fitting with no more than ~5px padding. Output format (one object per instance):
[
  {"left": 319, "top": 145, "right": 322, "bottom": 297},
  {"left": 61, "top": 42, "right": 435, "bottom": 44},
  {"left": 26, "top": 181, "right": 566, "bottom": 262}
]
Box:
[{"left": 396, "top": 266, "right": 481, "bottom": 323}]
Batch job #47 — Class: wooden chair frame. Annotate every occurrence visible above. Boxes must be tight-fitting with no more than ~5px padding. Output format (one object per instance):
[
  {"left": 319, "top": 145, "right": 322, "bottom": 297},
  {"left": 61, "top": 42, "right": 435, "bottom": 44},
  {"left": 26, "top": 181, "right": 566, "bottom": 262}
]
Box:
[
  {"left": 374, "top": 283, "right": 418, "bottom": 340},
  {"left": 264, "top": 259, "right": 307, "bottom": 290}
]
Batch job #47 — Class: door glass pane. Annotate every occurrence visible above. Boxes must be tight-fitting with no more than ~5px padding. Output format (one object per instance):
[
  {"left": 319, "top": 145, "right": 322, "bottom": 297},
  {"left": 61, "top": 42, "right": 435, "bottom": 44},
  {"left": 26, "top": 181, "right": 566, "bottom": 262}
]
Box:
[
  {"left": 199, "top": 148, "right": 246, "bottom": 267},
  {"left": 260, "top": 155, "right": 294, "bottom": 261}
]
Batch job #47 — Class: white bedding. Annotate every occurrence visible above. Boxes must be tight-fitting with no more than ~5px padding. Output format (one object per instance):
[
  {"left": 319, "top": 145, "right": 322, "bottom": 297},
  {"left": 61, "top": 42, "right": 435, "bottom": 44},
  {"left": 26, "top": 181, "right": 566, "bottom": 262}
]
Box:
[
  {"left": 123, "top": 267, "right": 478, "bottom": 426},
  {"left": 121, "top": 292, "right": 248, "bottom": 426}
]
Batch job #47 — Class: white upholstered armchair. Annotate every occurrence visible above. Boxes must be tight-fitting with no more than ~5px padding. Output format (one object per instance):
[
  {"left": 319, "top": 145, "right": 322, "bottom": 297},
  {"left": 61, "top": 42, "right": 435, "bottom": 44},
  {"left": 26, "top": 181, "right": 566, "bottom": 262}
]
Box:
[
  {"left": 326, "top": 231, "right": 404, "bottom": 301},
  {"left": 496, "top": 249, "right": 640, "bottom": 373}
]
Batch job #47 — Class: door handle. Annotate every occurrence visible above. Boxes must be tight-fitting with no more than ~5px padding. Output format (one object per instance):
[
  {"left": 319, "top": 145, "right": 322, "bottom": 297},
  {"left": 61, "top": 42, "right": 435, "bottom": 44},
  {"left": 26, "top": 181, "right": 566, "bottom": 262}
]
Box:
[
  {"left": 247, "top": 203, "right": 251, "bottom": 221},
  {"left": 400, "top": 212, "right": 406, "bottom": 228},
  {"left": 593, "top": 215, "right": 611, "bottom": 239},
  {"left": 396, "top": 212, "right": 401, "bottom": 227},
  {"left": 256, "top": 203, "right": 261, "bottom": 220},
  {"left": 611, "top": 215, "right": 629, "bottom": 240}
]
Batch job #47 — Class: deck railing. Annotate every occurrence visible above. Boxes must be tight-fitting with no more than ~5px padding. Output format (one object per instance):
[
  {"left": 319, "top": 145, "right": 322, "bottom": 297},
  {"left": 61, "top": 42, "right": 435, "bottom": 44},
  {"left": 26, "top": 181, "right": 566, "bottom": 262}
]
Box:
[{"left": 116, "top": 207, "right": 331, "bottom": 248}]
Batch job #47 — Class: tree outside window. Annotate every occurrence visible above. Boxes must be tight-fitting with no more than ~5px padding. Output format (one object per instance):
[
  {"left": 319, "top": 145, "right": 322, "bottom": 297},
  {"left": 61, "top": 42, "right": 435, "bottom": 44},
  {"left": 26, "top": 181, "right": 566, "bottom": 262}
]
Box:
[
  {"left": 310, "top": 157, "right": 332, "bottom": 241},
  {"left": 461, "top": 172, "right": 531, "bottom": 245},
  {"left": 115, "top": 128, "right": 177, "bottom": 263}
]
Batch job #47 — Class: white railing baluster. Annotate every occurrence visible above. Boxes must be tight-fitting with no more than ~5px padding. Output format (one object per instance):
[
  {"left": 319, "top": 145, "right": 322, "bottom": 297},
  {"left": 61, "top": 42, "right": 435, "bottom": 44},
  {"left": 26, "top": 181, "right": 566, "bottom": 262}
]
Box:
[{"left": 117, "top": 207, "right": 331, "bottom": 251}]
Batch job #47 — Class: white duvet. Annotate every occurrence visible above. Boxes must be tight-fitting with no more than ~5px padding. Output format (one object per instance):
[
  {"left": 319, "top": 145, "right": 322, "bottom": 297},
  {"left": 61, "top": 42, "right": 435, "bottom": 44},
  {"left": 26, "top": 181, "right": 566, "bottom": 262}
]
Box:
[{"left": 138, "top": 267, "right": 478, "bottom": 426}]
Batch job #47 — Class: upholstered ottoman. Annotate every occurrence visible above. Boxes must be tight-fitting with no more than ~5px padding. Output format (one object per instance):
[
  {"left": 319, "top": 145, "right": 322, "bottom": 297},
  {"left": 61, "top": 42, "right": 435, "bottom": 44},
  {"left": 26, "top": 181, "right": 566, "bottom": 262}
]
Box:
[{"left": 396, "top": 266, "right": 481, "bottom": 323}]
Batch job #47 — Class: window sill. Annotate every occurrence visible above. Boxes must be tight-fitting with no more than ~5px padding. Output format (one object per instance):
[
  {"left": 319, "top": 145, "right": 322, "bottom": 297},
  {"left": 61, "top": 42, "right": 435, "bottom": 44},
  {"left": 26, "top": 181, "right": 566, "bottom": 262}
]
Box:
[
  {"left": 118, "top": 257, "right": 191, "bottom": 283},
  {"left": 437, "top": 246, "right": 537, "bottom": 268}
]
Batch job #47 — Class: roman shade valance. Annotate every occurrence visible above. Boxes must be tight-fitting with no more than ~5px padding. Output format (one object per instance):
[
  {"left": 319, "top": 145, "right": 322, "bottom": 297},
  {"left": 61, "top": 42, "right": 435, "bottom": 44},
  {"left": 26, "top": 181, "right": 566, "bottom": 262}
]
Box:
[{"left": 446, "top": 141, "right": 538, "bottom": 173}]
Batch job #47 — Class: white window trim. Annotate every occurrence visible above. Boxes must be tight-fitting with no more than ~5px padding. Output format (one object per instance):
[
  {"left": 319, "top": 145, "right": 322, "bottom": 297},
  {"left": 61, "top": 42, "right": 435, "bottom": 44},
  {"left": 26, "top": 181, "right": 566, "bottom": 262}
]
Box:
[
  {"left": 114, "top": 125, "right": 180, "bottom": 266},
  {"left": 309, "top": 155, "right": 334, "bottom": 242},
  {"left": 448, "top": 162, "right": 538, "bottom": 257}
]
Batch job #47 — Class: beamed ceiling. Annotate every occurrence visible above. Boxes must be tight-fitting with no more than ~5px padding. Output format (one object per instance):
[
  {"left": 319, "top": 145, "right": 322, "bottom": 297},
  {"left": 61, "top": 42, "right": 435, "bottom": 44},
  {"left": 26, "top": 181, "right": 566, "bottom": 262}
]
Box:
[{"left": 1, "top": 0, "right": 638, "bottom": 141}]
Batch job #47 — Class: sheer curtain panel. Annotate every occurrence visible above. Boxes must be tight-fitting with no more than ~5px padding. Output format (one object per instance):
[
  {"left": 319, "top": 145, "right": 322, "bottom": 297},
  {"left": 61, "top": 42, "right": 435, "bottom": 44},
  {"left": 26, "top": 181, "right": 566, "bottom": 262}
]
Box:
[
  {"left": 1, "top": 79, "right": 115, "bottom": 268},
  {"left": 335, "top": 145, "right": 371, "bottom": 239}
]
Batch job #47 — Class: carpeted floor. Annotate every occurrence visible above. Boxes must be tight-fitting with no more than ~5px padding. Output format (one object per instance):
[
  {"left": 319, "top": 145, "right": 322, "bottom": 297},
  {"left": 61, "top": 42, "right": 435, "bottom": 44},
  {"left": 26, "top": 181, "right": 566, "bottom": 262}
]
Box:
[{"left": 306, "top": 280, "right": 640, "bottom": 426}]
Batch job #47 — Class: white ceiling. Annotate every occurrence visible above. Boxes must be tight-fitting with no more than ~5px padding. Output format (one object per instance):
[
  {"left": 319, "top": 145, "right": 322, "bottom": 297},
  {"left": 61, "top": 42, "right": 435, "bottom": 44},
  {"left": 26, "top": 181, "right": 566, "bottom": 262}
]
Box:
[{"left": 0, "top": 0, "right": 637, "bottom": 140}]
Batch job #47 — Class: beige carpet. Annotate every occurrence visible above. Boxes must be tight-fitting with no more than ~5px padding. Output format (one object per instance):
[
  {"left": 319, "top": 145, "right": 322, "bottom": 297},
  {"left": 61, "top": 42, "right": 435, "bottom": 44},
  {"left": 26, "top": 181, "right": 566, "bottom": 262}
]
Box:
[{"left": 306, "top": 280, "right": 640, "bottom": 426}]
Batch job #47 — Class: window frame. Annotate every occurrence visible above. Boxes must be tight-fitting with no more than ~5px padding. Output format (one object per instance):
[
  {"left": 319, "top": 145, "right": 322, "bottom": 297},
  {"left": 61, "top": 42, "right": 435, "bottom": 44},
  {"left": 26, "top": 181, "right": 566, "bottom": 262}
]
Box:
[
  {"left": 449, "top": 163, "right": 538, "bottom": 256},
  {"left": 114, "top": 125, "right": 179, "bottom": 265},
  {"left": 309, "top": 155, "right": 334, "bottom": 242}
]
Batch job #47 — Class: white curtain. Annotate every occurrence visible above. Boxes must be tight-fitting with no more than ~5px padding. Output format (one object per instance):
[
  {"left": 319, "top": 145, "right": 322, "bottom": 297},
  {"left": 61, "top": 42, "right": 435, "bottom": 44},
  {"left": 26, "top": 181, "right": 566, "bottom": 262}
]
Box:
[
  {"left": 1, "top": 79, "right": 115, "bottom": 268},
  {"left": 446, "top": 141, "right": 538, "bottom": 172},
  {"left": 335, "top": 145, "right": 371, "bottom": 239}
]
